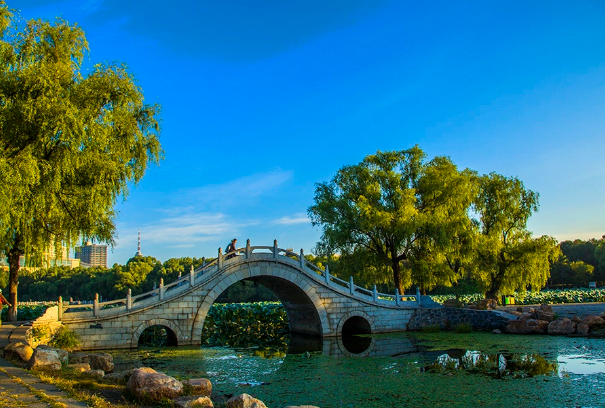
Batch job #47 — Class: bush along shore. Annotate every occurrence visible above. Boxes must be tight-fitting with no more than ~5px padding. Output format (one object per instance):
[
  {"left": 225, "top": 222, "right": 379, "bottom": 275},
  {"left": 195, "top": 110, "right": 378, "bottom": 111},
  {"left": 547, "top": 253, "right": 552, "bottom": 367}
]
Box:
[{"left": 3, "top": 340, "right": 319, "bottom": 408}]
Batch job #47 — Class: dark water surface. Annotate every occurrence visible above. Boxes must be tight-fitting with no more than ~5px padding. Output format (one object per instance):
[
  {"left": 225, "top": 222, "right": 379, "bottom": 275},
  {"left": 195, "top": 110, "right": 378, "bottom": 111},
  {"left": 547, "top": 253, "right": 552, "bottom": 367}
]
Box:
[{"left": 107, "top": 332, "right": 605, "bottom": 408}]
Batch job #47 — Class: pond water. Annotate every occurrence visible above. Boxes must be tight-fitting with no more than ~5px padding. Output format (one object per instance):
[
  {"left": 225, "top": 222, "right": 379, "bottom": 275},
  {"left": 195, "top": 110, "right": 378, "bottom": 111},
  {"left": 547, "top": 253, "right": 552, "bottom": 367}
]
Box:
[{"left": 107, "top": 332, "right": 605, "bottom": 408}]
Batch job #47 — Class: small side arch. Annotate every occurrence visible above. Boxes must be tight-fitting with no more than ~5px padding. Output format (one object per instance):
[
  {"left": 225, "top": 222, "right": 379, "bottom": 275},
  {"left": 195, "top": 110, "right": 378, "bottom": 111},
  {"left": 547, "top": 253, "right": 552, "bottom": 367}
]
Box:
[
  {"left": 337, "top": 310, "right": 375, "bottom": 336},
  {"left": 131, "top": 318, "right": 183, "bottom": 348}
]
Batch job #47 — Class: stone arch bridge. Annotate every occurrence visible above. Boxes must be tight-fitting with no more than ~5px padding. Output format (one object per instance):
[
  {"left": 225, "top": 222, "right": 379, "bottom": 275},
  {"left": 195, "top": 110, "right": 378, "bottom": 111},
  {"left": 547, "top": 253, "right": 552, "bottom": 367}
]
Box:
[{"left": 59, "top": 241, "right": 438, "bottom": 350}]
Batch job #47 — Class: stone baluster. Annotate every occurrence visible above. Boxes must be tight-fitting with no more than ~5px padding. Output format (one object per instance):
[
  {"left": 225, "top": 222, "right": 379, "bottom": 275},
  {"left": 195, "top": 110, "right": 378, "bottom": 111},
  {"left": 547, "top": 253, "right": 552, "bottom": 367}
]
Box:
[
  {"left": 159, "top": 278, "right": 165, "bottom": 300},
  {"left": 324, "top": 264, "right": 330, "bottom": 284},
  {"left": 395, "top": 289, "right": 400, "bottom": 306},
  {"left": 373, "top": 285, "right": 378, "bottom": 302},
  {"left": 93, "top": 293, "right": 99, "bottom": 317},
  {"left": 58, "top": 296, "right": 63, "bottom": 320},
  {"left": 127, "top": 289, "right": 132, "bottom": 310},
  {"left": 190, "top": 265, "right": 195, "bottom": 286},
  {"left": 349, "top": 276, "right": 355, "bottom": 295},
  {"left": 246, "top": 239, "right": 251, "bottom": 259},
  {"left": 273, "top": 239, "right": 278, "bottom": 259},
  {"left": 299, "top": 249, "right": 305, "bottom": 269},
  {"left": 218, "top": 247, "right": 223, "bottom": 269},
  {"left": 416, "top": 287, "right": 421, "bottom": 306}
]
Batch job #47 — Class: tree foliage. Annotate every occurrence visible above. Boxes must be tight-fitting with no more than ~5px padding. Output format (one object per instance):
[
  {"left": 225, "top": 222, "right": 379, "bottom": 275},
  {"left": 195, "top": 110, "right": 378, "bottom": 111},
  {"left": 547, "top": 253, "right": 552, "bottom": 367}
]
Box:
[
  {"left": 0, "top": 4, "right": 162, "bottom": 319},
  {"left": 473, "top": 173, "right": 559, "bottom": 298},
  {"left": 308, "top": 147, "right": 476, "bottom": 294}
]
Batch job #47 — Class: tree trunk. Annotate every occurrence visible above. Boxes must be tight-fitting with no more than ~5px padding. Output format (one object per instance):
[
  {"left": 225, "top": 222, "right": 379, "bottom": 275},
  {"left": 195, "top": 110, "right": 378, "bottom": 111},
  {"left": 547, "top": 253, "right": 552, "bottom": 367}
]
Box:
[
  {"left": 486, "top": 264, "right": 506, "bottom": 300},
  {"left": 6, "top": 238, "right": 22, "bottom": 322},
  {"left": 392, "top": 258, "right": 404, "bottom": 295}
]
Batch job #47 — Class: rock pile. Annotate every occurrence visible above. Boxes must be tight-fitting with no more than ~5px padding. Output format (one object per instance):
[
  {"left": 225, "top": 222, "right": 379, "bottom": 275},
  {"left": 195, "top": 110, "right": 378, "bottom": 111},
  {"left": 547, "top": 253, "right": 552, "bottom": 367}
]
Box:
[
  {"left": 3, "top": 344, "right": 321, "bottom": 407},
  {"left": 504, "top": 305, "right": 605, "bottom": 335}
]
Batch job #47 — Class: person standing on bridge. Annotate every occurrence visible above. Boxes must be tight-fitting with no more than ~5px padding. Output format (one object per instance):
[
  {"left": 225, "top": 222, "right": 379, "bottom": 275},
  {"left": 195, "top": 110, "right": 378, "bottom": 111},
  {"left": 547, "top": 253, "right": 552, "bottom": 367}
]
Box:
[{"left": 226, "top": 238, "right": 238, "bottom": 259}]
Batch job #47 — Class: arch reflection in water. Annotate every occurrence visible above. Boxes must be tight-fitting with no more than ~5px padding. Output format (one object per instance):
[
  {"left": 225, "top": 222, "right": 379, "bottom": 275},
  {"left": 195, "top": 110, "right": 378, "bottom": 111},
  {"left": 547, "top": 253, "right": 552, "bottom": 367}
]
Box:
[{"left": 286, "top": 333, "right": 418, "bottom": 358}]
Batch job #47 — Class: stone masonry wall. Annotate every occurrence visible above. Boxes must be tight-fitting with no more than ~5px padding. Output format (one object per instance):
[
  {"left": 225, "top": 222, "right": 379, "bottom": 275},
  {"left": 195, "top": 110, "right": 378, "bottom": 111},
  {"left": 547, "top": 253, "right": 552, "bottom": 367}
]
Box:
[{"left": 407, "top": 307, "right": 510, "bottom": 331}]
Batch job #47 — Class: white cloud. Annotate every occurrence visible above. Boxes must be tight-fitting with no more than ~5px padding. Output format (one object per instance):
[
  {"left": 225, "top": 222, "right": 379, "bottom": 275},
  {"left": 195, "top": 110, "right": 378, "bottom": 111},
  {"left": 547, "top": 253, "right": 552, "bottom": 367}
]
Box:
[
  {"left": 184, "top": 169, "right": 293, "bottom": 208},
  {"left": 116, "top": 212, "right": 247, "bottom": 250},
  {"left": 272, "top": 213, "right": 310, "bottom": 226}
]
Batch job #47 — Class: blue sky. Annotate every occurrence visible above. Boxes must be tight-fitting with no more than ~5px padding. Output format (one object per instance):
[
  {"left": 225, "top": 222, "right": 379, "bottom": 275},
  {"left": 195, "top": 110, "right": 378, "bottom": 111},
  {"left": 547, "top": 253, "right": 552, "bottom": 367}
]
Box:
[{"left": 15, "top": 0, "right": 605, "bottom": 265}]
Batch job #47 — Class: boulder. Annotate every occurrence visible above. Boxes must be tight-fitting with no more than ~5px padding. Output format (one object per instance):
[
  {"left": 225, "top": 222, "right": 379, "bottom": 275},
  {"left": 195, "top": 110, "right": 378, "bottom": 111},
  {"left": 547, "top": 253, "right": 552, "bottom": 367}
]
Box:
[
  {"left": 548, "top": 318, "right": 576, "bottom": 335},
  {"left": 474, "top": 299, "right": 496, "bottom": 310},
  {"left": 540, "top": 304, "right": 554, "bottom": 313},
  {"left": 68, "top": 352, "right": 90, "bottom": 365},
  {"left": 104, "top": 369, "right": 138, "bottom": 382},
  {"left": 37, "top": 345, "right": 68, "bottom": 365},
  {"left": 443, "top": 298, "right": 460, "bottom": 308},
  {"left": 89, "top": 353, "right": 114, "bottom": 373},
  {"left": 522, "top": 307, "right": 536, "bottom": 314},
  {"left": 184, "top": 378, "right": 212, "bottom": 397},
  {"left": 571, "top": 316, "right": 582, "bottom": 323},
  {"left": 576, "top": 324, "right": 590, "bottom": 335},
  {"left": 27, "top": 348, "right": 62, "bottom": 371},
  {"left": 126, "top": 367, "right": 183, "bottom": 400},
  {"left": 519, "top": 313, "right": 533, "bottom": 321},
  {"left": 516, "top": 307, "right": 524, "bottom": 313},
  {"left": 505, "top": 320, "right": 528, "bottom": 334},
  {"left": 599, "top": 311, "right": 605, "bottom": 319},
  {"left": 83, "top": 369, "right": 105, "bottom": 379},
  {"left": 67, "top": 363, "right": 91, "bottom": 372},
  {"left": 580, "top": 315, "right": 605, "bottom": 328},
  {"left": 525, "top": 319, "right": 549, "bottom": 334},
  {"left": 509, "top": 311, "right": 523, "bottom": 317},
  {"left": 4, "top": 342, "right": 34, "bottom": 362},
  {"left": 226, "top": 393, "right": 267, "bottom": 408},
  {"left": 536, "top": 312, "right": 555, "bottom": 322},
  {"left": 492, "top": 329, "right": 502, "bottom": 334},
  {"left": 174, "top": 396, "right": 214, "bottom": 408}
]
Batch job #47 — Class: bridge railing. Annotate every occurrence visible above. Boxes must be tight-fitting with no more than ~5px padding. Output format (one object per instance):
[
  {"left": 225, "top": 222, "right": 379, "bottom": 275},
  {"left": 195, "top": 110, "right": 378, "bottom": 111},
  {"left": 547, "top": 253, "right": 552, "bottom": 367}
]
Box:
[{"left": 59, "top": 239, "right": 420, "bottom": 321}]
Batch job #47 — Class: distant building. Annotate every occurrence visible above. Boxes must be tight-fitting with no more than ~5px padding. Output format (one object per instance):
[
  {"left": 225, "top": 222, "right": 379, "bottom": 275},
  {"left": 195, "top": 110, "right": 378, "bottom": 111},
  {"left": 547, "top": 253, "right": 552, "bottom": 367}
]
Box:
[
  {"left": 75, "top": 242, "right": 108, "bottom": 268},
  {"left": 135, "top": 229, "right": 143, "bottom": 257},
  {"left": 1, "top": 244, "right": 80, "bottom": 270}
]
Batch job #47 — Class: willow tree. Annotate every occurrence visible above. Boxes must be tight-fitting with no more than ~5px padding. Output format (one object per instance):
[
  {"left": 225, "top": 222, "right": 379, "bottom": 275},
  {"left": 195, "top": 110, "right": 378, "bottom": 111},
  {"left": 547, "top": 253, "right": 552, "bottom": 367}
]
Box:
[
  {"left": 473, "top": 173, "right": 558, "bottom": 299},
  {"left": 0, "top": 3, "right": 163, "bottom": 320},
  {"left": 308, "top": 147, "right": 475, "bottom": 294}
]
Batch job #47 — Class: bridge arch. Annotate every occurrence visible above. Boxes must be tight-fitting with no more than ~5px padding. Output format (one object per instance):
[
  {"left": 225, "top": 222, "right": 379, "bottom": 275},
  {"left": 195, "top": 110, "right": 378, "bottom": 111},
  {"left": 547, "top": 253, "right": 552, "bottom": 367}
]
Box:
[
  {"left": 338, "top": 310, "right": 375, "bottom": 336},
  {"left": 132, "top": 318, "right": 184, "bottom": 348},
  {"left": 190, "top": 259, "right": 331, "bottom": 341}
]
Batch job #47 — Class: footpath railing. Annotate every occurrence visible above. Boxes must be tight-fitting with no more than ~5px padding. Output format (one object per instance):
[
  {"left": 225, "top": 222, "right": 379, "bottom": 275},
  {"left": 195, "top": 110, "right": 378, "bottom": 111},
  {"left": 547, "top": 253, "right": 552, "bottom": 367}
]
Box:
[{"left": 59, "top": 240, "right": 420, "bottom": 321}]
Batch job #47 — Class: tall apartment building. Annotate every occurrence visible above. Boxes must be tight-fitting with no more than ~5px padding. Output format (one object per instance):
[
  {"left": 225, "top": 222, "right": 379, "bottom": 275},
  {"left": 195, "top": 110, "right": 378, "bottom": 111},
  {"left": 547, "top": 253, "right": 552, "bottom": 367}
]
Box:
[{"left": 75, "top": 242, "right": 108, "bottom": 268}]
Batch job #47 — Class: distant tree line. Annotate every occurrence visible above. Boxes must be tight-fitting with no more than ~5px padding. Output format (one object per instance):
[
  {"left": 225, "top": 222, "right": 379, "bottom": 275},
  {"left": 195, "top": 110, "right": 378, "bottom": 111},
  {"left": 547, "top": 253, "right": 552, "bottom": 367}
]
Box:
[
  {"left": 548, "top": 237, "right": 605, "bottom": 288},
  {"left": 1, "top": 255, "right": 276, "bottom": 303},
  {"left": 0, "top": 236, "right": 602, "bottom": 302}
]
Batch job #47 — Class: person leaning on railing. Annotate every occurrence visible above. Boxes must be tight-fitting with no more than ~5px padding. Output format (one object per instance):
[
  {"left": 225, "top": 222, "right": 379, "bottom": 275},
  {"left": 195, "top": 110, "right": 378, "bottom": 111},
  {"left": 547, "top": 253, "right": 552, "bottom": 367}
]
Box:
[{"left": 226, "top": 238, "right": 238, "bottom": 259}]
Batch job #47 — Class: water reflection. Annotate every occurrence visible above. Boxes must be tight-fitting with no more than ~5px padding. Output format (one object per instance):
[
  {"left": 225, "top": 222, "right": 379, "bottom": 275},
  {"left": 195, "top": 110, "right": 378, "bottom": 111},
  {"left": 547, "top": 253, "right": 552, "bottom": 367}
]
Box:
[
  {"left": 422, "top": 350, "right": 559, "bottom": 378},
  {"left": 558, "top": 355, "right": 605, "bottom": 375}
]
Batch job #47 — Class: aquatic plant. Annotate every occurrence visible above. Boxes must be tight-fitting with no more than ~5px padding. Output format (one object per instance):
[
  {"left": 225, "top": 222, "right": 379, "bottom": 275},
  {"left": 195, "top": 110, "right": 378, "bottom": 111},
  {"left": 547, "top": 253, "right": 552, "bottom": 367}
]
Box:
[
  {"left": 201, "top": 302, "right": 289, "bottom": 351},
  {"left": 431, "top": 288, "right": 605, "bottom": 305}
]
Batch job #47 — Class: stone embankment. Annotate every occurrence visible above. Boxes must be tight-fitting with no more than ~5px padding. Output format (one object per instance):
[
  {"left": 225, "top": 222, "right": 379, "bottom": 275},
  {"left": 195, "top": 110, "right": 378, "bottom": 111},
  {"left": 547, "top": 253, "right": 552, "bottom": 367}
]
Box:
[
  {"left": 503, "top": 305, "right": 605, "bottom": 336},
  {"left": 3, "top": 343, "right": 320, "bottom": 408},
  {"left": 407, "top": 299, "right": 512, "bottom": 331}
]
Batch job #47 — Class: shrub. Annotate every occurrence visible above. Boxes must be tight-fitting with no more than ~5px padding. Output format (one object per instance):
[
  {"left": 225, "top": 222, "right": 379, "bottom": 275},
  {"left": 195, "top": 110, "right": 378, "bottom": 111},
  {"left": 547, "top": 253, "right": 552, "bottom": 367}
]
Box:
[
  {"left": 50, "top": 326, "right": 81, "bottom": 351},
  {"left": 28, "top": 325, "right": 50, "bottom": 344}
]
